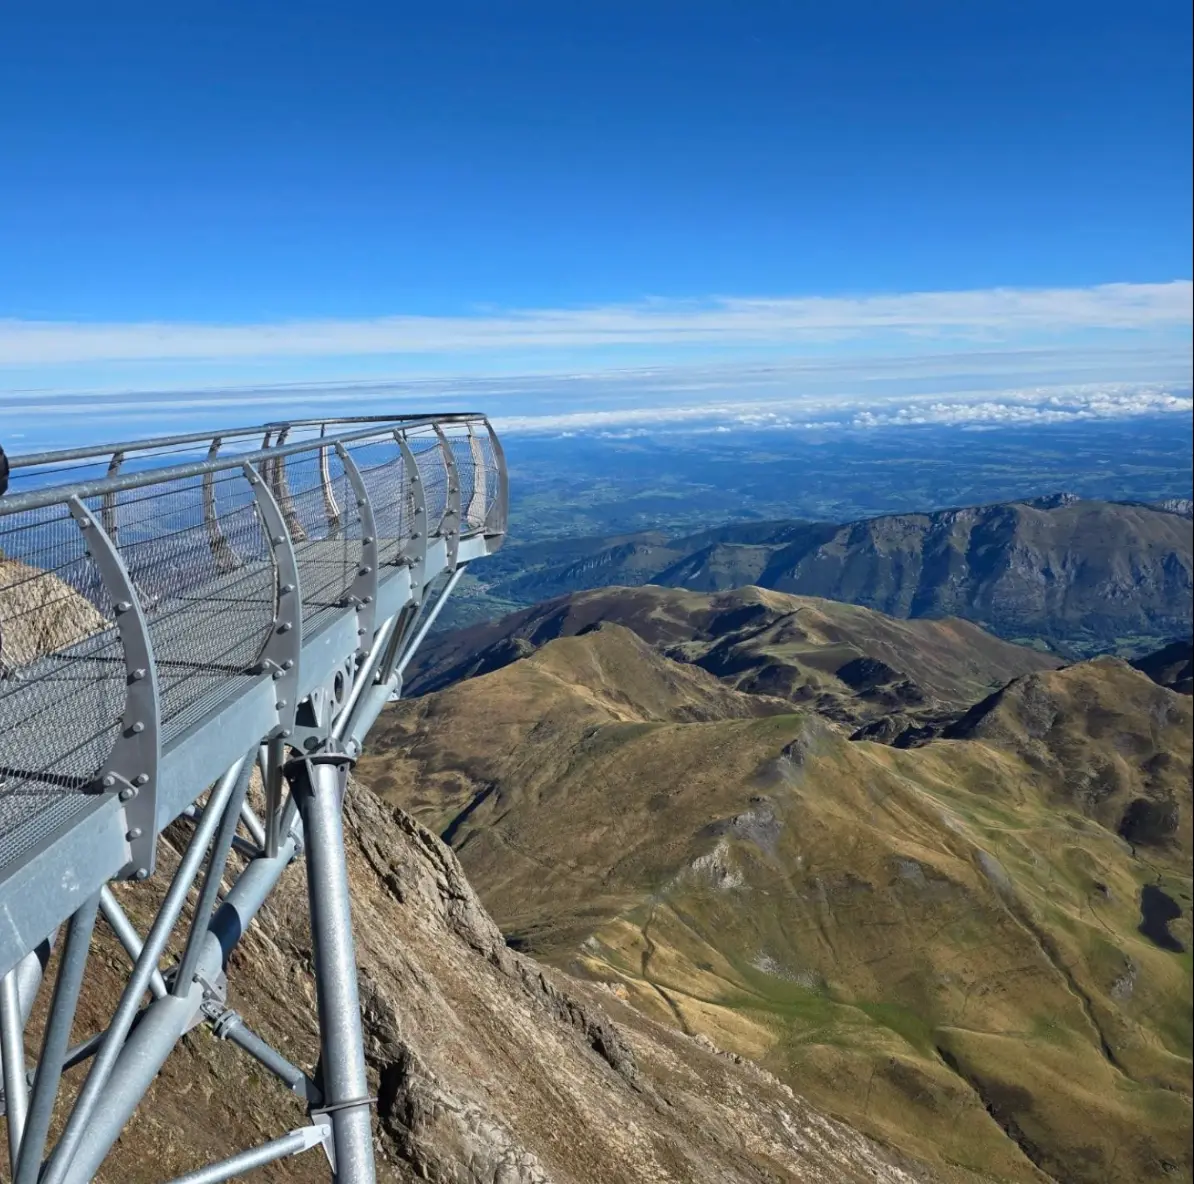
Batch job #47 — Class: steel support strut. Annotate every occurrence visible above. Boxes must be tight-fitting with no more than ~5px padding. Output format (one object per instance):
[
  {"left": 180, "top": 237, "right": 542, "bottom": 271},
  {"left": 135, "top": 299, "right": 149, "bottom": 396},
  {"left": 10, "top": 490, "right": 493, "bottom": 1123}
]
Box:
[{"left": 284, "top": 748, "right": 376, "bottom": 1184}]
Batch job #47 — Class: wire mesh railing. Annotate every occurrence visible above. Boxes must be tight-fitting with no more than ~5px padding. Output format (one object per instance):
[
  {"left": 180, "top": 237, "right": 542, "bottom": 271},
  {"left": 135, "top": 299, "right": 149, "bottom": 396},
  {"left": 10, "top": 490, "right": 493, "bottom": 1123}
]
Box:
[{"left": 0, "top": 415, "right": 505, "bottom": 883}]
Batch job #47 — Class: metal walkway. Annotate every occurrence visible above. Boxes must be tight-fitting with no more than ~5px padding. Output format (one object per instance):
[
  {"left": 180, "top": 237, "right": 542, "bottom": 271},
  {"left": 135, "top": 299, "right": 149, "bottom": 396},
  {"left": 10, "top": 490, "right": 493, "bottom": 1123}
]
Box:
[{"left": 0, "top": 414, "right": 507, "bottom": 1182}]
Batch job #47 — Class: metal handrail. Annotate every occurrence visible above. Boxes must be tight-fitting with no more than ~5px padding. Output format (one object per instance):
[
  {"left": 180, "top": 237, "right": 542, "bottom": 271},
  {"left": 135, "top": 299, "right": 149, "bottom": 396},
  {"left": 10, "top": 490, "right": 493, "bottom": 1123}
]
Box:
[
  {"left": 6, "top": 412, "right": 490, "bottom": 471},
  {"left": 0, "top": 416, "right": 492, "bottom": 517}
]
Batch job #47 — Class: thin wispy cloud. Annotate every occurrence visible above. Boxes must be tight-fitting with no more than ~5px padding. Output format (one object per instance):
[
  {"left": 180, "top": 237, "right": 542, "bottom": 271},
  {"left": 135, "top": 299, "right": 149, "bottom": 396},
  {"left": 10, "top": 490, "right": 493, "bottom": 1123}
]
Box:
[{"left": 1, "top": 281, "right": 1190, "bottom": 366}]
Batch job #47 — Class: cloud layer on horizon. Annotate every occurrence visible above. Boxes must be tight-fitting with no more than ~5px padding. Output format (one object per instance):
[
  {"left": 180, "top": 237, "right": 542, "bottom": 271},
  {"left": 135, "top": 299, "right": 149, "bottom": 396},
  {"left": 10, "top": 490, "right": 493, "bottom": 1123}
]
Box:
[{"left": 2, "top": 281, "right": 1191, "bottom": 367}]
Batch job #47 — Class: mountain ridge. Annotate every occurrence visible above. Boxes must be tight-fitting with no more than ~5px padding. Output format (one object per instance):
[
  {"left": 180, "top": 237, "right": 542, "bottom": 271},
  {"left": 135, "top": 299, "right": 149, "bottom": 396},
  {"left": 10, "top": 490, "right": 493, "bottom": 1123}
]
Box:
[{"left": 459, "top": 496, "right": 1193, "bottom": 656}]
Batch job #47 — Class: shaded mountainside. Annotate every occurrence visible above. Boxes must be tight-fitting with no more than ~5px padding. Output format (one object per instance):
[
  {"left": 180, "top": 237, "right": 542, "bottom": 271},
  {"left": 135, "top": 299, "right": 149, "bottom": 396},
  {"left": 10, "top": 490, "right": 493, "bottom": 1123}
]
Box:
[
  {"left": 1131, "top": 639, "right": 1194, "bottom": 695},
  {"left": 15, "top": 778, "right": 947, "bottom": 1184},
  {"left": 408, "top": 585, "right": 1062, "bottom": 732},
  {"left": 460, "top": 496, "right": 1193, "bottom": 656},
  {"left": 365, "top": 618, "right": 1193, "bottom": 1184}
]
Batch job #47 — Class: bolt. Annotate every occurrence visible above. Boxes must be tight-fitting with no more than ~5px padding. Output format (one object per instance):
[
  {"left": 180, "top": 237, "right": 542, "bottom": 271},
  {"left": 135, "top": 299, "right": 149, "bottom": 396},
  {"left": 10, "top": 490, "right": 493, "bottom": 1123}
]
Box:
[
  {"left": 134, "top": 773, "right": 149, "bottom": 785},
  {"left": 276, "top": 699, "right": 287, "bottom": 709},
  {"left": 362, "top": 595, "right": 373, "bottom": 604},
  {"left": 281, "top": 583, "right": 295, "bottom": 593},
  {"left": 282, "top": 659, "right": 294, "bottom": 670},
  {"left": 272, "top": 534, "right": 285, "bottom": 545},
  {"left": 116, "top": 600, "right": 133, "bottom": 613},
  {"left": 127, "top": 827, "right": 142, "bottom": 840},
  {"left": 131, "top": 721, "right": 145, "bottom": 733},
  {"left": 281, "top": 729, "right": 292, "bottom": 738},
  {"left": 272, "top": 669, "right": 283, "bottom": 680},
  {"left": 134, "top": 868, "right": 150, "bottom": 881},
  {"left": 119, "top": 787, "right": 136, "bottom": 801},
  {"left": 362, "top": 535, "right": 374, "bottom": 544},
  {"left": 359, "top": 565, "right": 373, "bottom": 575},
  {"left": 412, "top": 474, "right": 421, "bottom": 482},
  {"left": 357, "top": 497, "right": 367, "bottom": 508},
  {"left": 278, "top": 621, "right": 293, "bottom": 633},
  {"left": 101, "top": 774, "right": 116, "bottom": 788},
  {"left": 131, "top": 668, "right": 146, "bottom": 681}
]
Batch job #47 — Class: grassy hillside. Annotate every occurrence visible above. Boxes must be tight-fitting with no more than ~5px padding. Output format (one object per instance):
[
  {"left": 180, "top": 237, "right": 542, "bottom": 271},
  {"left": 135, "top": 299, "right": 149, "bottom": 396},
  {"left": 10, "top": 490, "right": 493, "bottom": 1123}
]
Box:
[{"left": 365, "top": 613, "right": 1193, "bottom": 1184}]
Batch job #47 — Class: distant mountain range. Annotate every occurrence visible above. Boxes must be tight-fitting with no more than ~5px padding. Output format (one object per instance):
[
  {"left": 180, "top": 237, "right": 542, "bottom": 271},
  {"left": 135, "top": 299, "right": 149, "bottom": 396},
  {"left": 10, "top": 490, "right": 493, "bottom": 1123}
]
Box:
[
  {"left": 366, "top": 585, "right": 1193, "bottom": 1184},
  {"left": 457, "top": 495, "right": 1193, "bottom": 656}
]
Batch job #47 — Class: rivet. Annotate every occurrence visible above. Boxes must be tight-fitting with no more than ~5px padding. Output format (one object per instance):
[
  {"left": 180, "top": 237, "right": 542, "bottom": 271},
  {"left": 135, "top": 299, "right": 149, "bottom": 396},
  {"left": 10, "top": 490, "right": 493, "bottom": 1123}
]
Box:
[
  {"left": 134, "top": 773, "right": 150, "bottom": 785},
  {"left": 278, "top": 622, "right": 293, "bottom": 633},
  {"left": 116, "top": 600, "right": 133, "bottom": 613},
  {"left": 127, "top": 827, "right": 143, "bottom": 840},
  {"left": 362, "top": 536, "right": 374, "bottom": 544},
  {"left": 281, "top": 729, "right": 292, "bottom": 738},
  {"left": 131, "top": 668, "right": 146, "bottom": 680},
  {"left": 281, "top": 583, "right": 295, "bottom": 593},
  {"left": 359, "top": 565, "right": 372, "bottom": 575},
  {"left": 272, "top": 534, "right": 285, "bottom": 545},
  {"left": 357, "top": 497, "right": 367, "bottom": 508},
  {"left": 119, "top": 787, "right": 136, "bottom": 801},
  {"left": 131, "top": 721, "right": 145, "bottom": 734},
  {"left": 277, "top": 699, "right": 288, "bottom": 709}
]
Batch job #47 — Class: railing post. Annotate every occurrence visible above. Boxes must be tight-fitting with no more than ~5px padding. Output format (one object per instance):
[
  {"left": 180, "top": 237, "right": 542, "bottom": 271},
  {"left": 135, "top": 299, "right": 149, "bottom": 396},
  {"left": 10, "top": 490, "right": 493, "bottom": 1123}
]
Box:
[
  {"left": 464, "top": 427, "right": 487, "bottom": 533},
  {"left": 484, "top": 419, "right": 509, "bottom": 540},
  {"left": 267, "top": 427, "right": 308, "bottom": 543},
  {"left": 68, "top": 496, "right": 160, "bottom": 881},
  {"left": 319, "top": 429, "right": 343, "bottom": 539},
  {"left": 433, "top": 425, "right": 461, "bottom": 571},
  {"left": 394, "top": 432, "right": 428, "bottom": 601},
  {"left": 243, "top": 463, "right": 301, "bottom": 743},
  {"left": 333, "top": 442, "right": 378, "bottom": 653},
  {"left": 202, "top": 437, "right": 238, "bottom": 574},
  {"left": 100, "top": 452, "right": 123, "bottom": 539}
]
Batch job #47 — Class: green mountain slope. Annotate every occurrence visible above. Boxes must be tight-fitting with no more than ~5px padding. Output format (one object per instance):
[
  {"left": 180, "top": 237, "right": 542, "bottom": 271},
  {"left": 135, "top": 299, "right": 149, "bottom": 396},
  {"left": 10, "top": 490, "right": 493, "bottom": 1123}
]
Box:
[{"left": 366, "top": 605, "right": 1193, "bottom": 1184}]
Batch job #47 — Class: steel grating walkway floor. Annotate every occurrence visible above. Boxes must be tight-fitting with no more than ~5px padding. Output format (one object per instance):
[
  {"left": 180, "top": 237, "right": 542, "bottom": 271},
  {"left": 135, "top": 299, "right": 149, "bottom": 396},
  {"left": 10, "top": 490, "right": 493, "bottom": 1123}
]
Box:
[{"left": 0, "top": 538, "right": 408, "bottom": 879}]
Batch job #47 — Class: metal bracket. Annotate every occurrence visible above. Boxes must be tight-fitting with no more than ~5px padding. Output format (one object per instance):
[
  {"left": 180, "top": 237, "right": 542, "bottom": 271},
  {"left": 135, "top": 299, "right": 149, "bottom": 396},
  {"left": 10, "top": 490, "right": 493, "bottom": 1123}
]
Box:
[
  {"left": 394, "top": 431, "right": 428, "bottom": 601},
  {"left": 290, "top": 659, "right": 354, "bottom": 755},
  {"left": 333, "top": 442, "right": 378, "bottom": 653},
  {"left": 68, "top": 496, "right": 160, "bottom": 881},
  {"left": 433, "top": 425, "right": 461, "bottom": 571},
  {"left": 243, "top": 462, "right": 301, "bottom": 740}
]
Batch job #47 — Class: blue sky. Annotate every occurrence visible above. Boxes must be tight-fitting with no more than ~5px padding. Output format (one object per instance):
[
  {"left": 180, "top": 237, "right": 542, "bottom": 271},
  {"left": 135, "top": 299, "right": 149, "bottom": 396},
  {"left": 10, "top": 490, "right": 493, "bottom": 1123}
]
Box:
[{"left": 0, "top": 1, "right": 1190, "bottom": 439}]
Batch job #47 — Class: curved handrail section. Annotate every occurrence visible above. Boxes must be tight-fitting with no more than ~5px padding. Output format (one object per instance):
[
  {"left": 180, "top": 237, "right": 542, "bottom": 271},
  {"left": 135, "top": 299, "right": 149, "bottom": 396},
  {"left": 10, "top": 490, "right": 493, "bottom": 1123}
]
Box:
[{"left": 0, "top": 414, "right": 506, "bottom": 976}]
